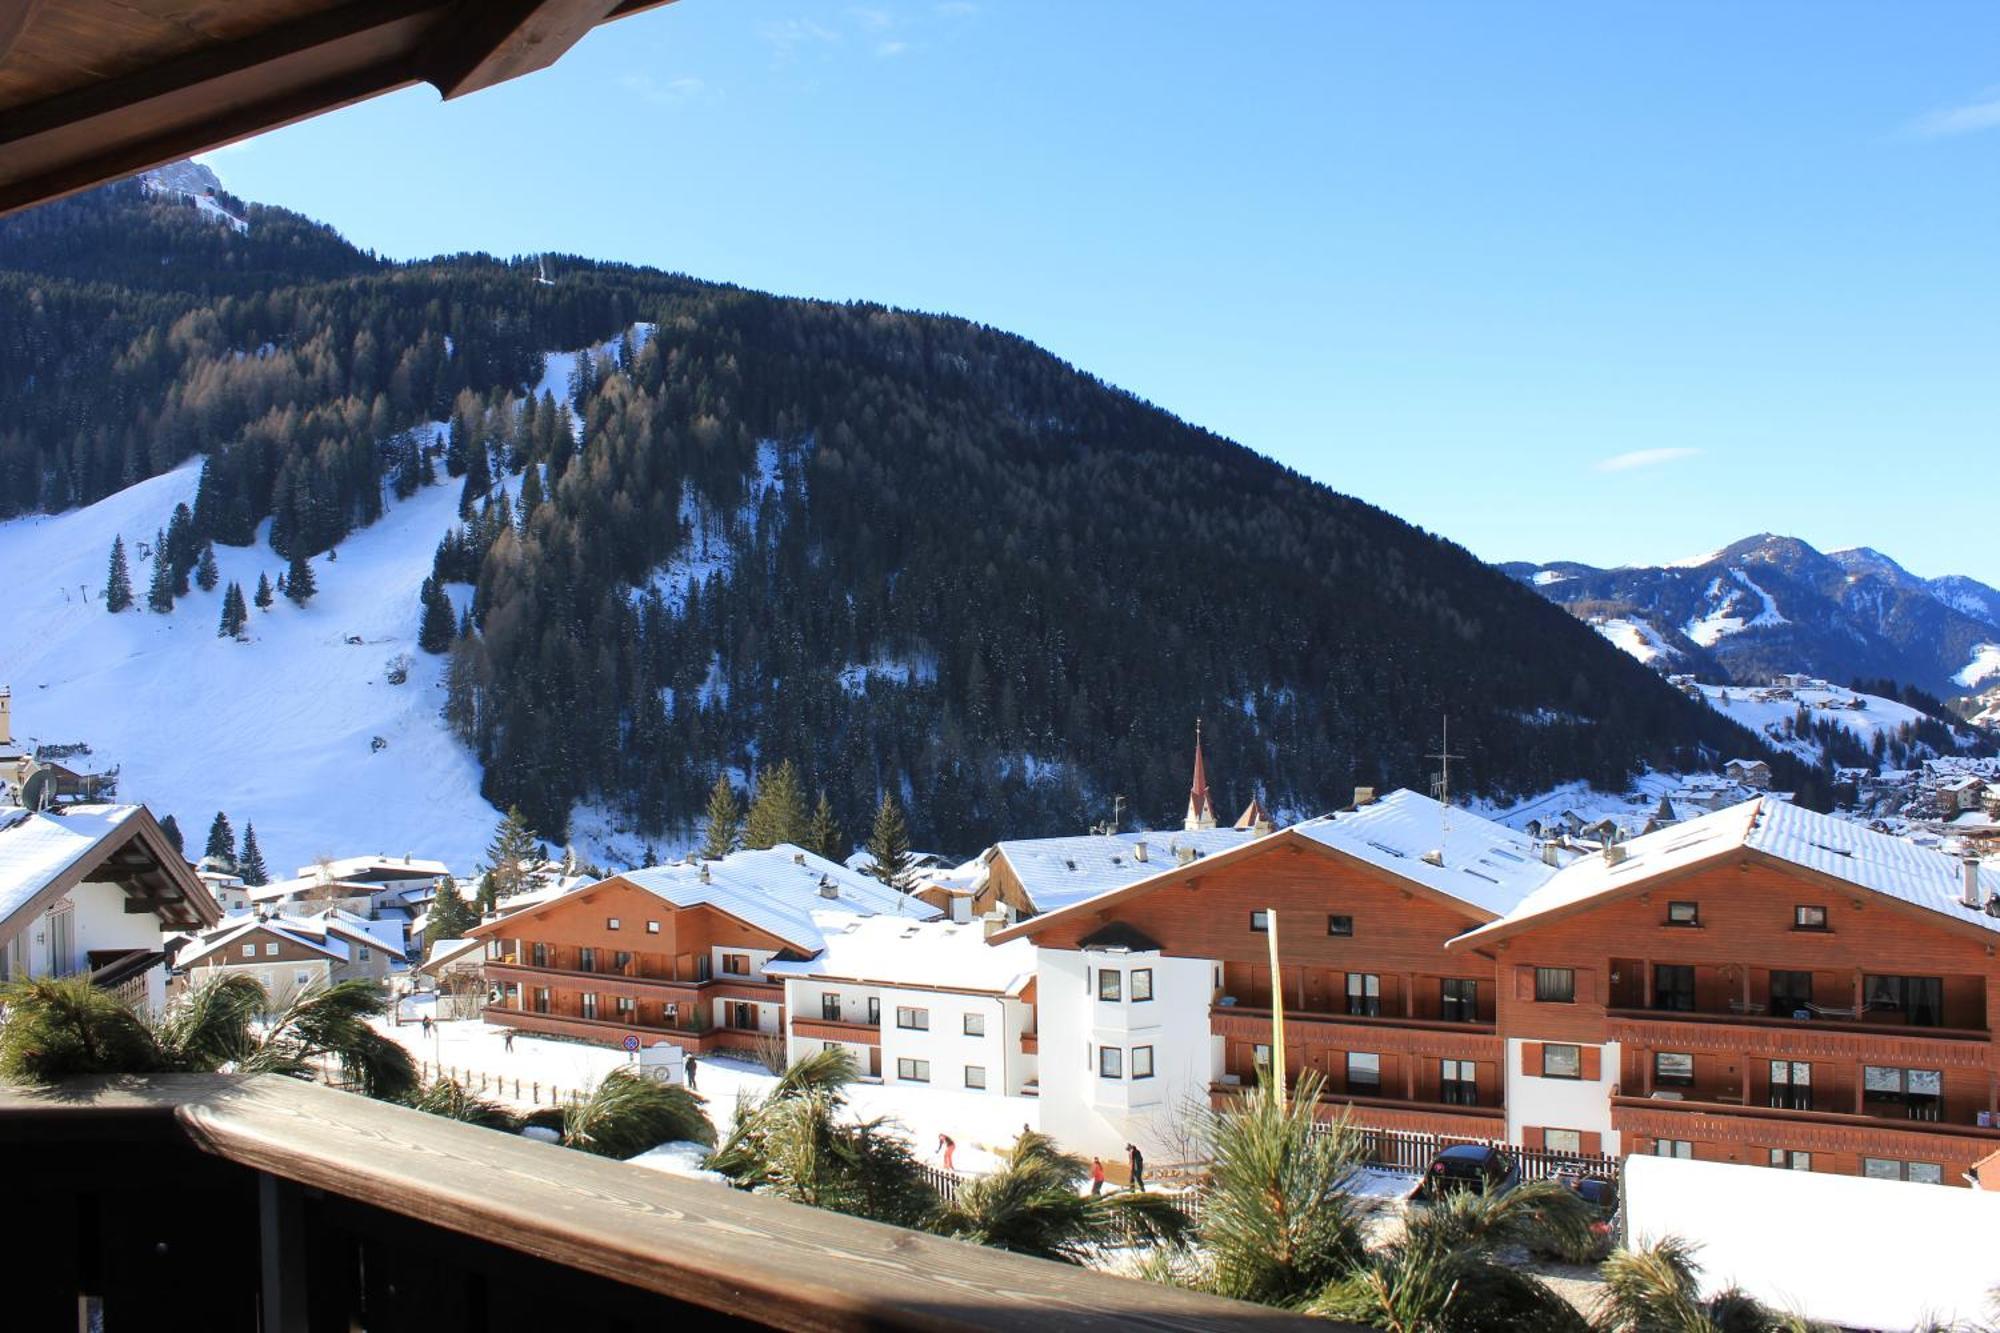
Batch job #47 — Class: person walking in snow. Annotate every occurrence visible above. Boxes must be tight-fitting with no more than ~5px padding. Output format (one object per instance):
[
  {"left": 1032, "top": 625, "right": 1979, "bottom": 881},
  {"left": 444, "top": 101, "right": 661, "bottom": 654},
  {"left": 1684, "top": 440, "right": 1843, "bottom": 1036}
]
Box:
[
  {"left": 503, "top": 1029, "right": 515, "bottom": 1054},
  {"left": 1126, "top": 1142, "right": 1145, "bottom": 1192},
  {"left": 937, "top": 1133, "right": 956, "bottom": 1172},
  {"left": 421, "top": 1014, "right": 433, "bottom": 1036},
  {"left": 1089, "top": 1157, "right": 1105, "bottom": 1197},
  {"left": 684, "top": 1056, "right": 697, "bottom": 1091}
]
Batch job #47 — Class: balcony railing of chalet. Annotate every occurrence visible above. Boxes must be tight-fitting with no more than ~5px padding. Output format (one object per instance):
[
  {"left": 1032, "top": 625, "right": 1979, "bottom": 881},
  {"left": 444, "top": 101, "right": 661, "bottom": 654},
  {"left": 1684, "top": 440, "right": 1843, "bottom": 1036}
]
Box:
[
  {"left": 1210, "top": 1080, "right": 1504, "bottom": 1137},
  {"left": 2, "top": 1075, "right": 1335, "bottom": 1332},
  {"left": 1605, "top": 960, "right": 1988, "bottom": 1035},
  {"left": 1610, "top": 1087, "right": 2000, "bottom": 1157},
  {"left": 488, "top": 958, "right": 781, "bottom": 997},
  {"left": 1605, "top": 1004, "right": 1991, "bottom": 1051}
]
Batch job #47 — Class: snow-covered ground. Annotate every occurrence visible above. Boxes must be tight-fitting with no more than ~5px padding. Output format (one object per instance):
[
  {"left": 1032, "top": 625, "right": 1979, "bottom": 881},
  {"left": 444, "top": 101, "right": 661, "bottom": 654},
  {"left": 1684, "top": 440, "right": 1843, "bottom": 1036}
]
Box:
[
  {"left": 1588, "top": 616, "right": 1680, "bottom": 664},
  {"left": 1695, "top": 681, "right": 1927, "bottom": 762},
  {"left": 1682, "top": 570, "right": 1786, "bottom": 648},
  {"left": 377, "top": 1004, "right": 1040, "bottom": 1175},
  {"left": 0, "top": 447, "right": 495, "bottom": 874},
  {"left": 1953, "top": 642, "right": 2000, "bottom": 690}
]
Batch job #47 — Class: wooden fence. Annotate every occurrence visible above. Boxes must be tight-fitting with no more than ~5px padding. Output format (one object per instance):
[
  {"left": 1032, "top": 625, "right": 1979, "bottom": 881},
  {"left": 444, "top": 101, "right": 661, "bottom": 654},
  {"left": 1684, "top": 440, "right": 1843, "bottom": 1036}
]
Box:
[{"left": 1322, "top": 1122, "right": 1622, "bottom": 1186}]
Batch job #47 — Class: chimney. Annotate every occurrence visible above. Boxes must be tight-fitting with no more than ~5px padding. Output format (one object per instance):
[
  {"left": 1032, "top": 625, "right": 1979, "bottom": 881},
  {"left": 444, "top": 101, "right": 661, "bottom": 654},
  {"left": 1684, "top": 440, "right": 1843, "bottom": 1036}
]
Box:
[
  {"left": 0, "top": 685, "right": 11, "bottom": 747},
  {"left": 1133, "top": 840, "right": 1148, "bottom": 864},
  {"left": 818, "top": 875, "right": 839, "bottom": 900},
  {"left": 982, "top": 910, "right": 1008, "bottom": 939},
  {"left": 699, "top": 863, "right": 711, "bottom": 884},
  {"left": 949, "top": 895, "right": 971, "bottom": 924},
  {"left": 1540, "top": 841, "right": 1560, "bottom": 869},
  {"left": 1175, "top": 844, "right": 1197, "bottom": 866},
  {"left": 1421, "top": 849, "right": 1444, "bottom": 867},
  {"left": 1353, "top": 786, "right": 1376, "bottom": 808},
  {"left": 1963, "top": 856, "right": 1983, "bottom": 910},
  {"left": 1604, "top": 843, "right": 1628, "bottom": 867},
  {"left": 793, "top": 851, "right": 806, "bottom": 865}
]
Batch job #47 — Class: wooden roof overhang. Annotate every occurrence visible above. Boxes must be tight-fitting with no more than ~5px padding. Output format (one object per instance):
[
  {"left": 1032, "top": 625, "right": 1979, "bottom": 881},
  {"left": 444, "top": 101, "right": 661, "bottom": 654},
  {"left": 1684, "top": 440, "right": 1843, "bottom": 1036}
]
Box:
[
  {"left": 0, "top": 807, "right": 220, "bottom": 948},
  {"left": 0, "top": 0, "right": 679, "bottom": 216}
]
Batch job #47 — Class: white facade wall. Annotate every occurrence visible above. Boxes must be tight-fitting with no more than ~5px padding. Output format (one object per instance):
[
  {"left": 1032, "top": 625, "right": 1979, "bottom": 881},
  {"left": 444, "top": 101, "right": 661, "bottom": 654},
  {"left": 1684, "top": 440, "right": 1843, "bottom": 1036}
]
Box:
[
  {"left": 189, "top": 957, "right": 334, "bottom": 998},
  {"left": 780, "top": 977, "right": 1036, "bottom": 1094},
  {"left": 1, "top": 879, "right": 178, "bottom": 1010},
  {"left": 1036, "top": 947, "right": 1221, "bottom": 1162},
  {"left": 1504, "top": 1037, "right": 1620, "bottom": 1154}
]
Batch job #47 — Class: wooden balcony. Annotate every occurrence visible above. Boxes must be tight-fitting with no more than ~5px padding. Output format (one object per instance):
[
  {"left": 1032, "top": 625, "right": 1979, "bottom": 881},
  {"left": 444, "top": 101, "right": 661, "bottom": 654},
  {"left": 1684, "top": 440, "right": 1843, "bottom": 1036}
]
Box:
[
  {"left": 1605, "top": 1009, "right": 1993, "bottom": 1069},
  {"left": 1212, "top": 1006, "right": 1501, "bottom": 1059},
  {"left": 489, "top": 960, "right": 782, "bottom": 1004},
  {"left": 1611, "top": 1090, "right": 2000, "bottom": 1162},
  {"left": 2, "top": 1075, "right": 1333, "bottom": 1330},
  {"left": 489, "top": 1006, "right": 758, "bottom": 1055},
  {"left": 793, "top": 1017, "right": 881, "bottom": 1047},
  {"left": 1209, "top": 1083, "right": 1505, "bottom": 1138}
]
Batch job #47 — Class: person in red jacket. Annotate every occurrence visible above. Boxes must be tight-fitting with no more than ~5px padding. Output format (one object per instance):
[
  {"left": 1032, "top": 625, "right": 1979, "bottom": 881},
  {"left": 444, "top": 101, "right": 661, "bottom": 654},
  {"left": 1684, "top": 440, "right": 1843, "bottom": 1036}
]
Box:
[{"left": 1089, "top": 1157, "right": 1105, "bottom": 1196}]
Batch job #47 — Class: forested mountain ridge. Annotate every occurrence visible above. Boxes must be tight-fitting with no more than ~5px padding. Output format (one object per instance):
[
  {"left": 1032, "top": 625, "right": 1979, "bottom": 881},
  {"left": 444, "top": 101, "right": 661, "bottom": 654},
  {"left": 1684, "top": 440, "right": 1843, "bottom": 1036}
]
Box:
[{"left": 0, "top": 170, "right": 1815, "bottom": 851}]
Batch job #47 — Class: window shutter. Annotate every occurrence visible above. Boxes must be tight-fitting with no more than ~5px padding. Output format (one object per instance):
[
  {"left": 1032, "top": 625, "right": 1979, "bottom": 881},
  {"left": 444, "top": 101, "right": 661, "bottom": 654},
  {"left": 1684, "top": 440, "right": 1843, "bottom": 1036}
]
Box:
[
  {"left": 1580, "top": 1046, "right": 1601, "bottom": 1081},
  {"left": 1514, "top": 965, "right": 1536, "bottom": 1001},
  {"left": 1579, "top": 1131, "right": 1602, "bottom": 1156},
  {"left": 1520, "top": 1126, "right": 1545, "bottom": 1150},
  {"left": 1520, "top": 1042, "right": 1543, "bottom": 1076}
]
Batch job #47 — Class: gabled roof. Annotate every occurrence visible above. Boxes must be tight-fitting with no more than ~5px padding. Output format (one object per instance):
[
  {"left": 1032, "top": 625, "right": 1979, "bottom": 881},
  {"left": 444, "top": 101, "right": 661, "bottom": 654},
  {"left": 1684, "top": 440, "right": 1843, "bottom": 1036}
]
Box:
[
  {"left": 992, "top": 826, "right": 1262, "bottom": 914},
  {"left": 764, "top": 914, "right": 1034, "bottom": 995},
  {"left": 177, "top": 916, "right": 347, "bottom": 968},
  {"left": 296, "top": 855, "right": 450, "bottom": 883},
  {"left": 0, "top": 803, "right": 217, "bottom": 941},
  {"left": 1452, "top": 798, "right": 2000, "bottom": 948},
  {"left": 420, "top": 937, "right": 486, "bottom": 975},
  {"left": 476, "top": 844, "right": 936, "bottom": 955}
]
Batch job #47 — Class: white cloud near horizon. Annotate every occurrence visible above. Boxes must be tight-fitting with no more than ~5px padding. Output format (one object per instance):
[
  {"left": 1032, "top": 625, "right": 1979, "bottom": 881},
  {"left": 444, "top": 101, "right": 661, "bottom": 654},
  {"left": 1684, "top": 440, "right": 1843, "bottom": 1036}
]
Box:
[
  {"left": 1595, "top": 447, "right": 1702, "bottom": 473},
  {"left": 618, "top": 73, "right": 706, "bottom": 106},
  {"left": 1908, "top": 91, "right": 2000, "bottom": 138}
]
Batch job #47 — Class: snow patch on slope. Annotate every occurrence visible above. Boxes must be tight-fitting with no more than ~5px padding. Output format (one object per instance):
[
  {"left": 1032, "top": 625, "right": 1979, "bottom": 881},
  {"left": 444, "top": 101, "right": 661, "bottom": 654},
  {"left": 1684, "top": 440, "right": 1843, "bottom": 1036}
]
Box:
[
  {"left": 836, "top": 655, "right": 938, "bottom": 696},
  {"left": 1683, "top": 569, "right": 1787, "bottom": 648},
  {"left": 631, "top": 438, "right": 792, "bottom": 614},
  {"left": 1953, "top": 644, "right": 2000, "bottom": 690},
  {"left": 0, "top": 438, "right": 495, "bottom": 875},
  {"left": 1695, "top": 682, "right": 1927, "bottom": 762},
  {"left": 1591, "top": 617, "right": 1680, "bottom": 665}
]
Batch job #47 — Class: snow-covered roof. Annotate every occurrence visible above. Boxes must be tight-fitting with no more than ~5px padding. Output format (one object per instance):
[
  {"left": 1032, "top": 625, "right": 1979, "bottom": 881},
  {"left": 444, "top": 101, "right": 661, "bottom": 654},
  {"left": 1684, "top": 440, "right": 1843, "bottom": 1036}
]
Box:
[
  {"left": 0, "top": 804, "right": 144, "bottom": 929},
  {"left": 613, "top": 844, "right": 936, "bottom": 954},
  {"left": 765, "top": 914, "right": 1035, "bottom": 995},
  {"left": 249, "top": 873, "right": 381, "bottom": 904},
  {"left": 1456, "top": 798, "right": 2000, "bottom": 946},
  {"left": 296, "top": 855, "right": 449, "bottom": 882},
  {"left": 993, "top": 826, "right": 1264, "bottom": 914},
  {"left": 1290, "top": 789, "right": 1560, "bottom": 917},
  {"left": 1622, "top": 1154, "right": 2000, "bottom": 1329},
  {"left": 421, "top": 936, "right": 485, "bottom": 972},
  {"left": 176, "top": 905, "right": 404, "bottom": 968},
  {"left": 178, "top": 916, "right": 349, "bottom": 968}
]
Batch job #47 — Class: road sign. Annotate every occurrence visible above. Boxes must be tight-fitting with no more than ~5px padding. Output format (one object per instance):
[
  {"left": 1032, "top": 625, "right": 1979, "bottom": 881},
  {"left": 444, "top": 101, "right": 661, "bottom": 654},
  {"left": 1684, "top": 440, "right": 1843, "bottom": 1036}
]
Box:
[{"left": 622, "top": 1035, "right": 640, "bottom": 1052}]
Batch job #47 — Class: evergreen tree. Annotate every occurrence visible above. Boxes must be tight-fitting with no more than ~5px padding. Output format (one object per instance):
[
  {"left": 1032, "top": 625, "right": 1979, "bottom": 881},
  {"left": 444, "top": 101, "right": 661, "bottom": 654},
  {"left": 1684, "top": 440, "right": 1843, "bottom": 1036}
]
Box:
[
  {"left": 104, "top": 536, "right": 133, "bottom": 612},
  {"left": 159, "top": 814, "right": 184, "bottom": 856},
  {"left": 475, "top": 871, "right": 498, "bottom": 914},
  {"left": 194, "top": 541, "right": 219, "bottom": 592},
  {"left": 254, "top": 571, "right": 274, "bottom": 609},
  {"left": 285, "top": 552, "right": 316, "bottom": 606},
  {"left": 218, "top": 582, "right": 248, "bottom": 637},
  {"left": 237, "top": 824, "right": 269, "bottom": 886},
  {"left": 744, "top": 759, "right": 810, "bottom": 850},
  {"left": 145, "top": 529, "right": 175, "bottom": 613},
  {"left": 699, "top": 774, "right": 742, "bottom": 860},
  {"left": 866, "top": 793, "right": 913, "bottom": 891},
  {"left": 417, "top": 577, "right": 454, "bottom": 654},
  {"left": 808, "top": 790, "right": 844, "bottom": 864},
  {"left": 203, "top": 812, "right": 236, "bottom": 867},
  {"left": 165, "top": 503, "right": 195, "bottom": 595},
  {"left": 483, "top": 806, "right": 539, "bottom": 899},
  {"left": 425, "top": 874, "right": 476, "bottom": 949}
]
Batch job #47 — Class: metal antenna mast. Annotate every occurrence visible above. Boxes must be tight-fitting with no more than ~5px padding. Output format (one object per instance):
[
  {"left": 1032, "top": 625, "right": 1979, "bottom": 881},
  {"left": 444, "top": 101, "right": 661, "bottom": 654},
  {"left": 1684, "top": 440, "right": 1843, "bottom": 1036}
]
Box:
[{"left": 1426, "top": 716, "right": 1464, "bottom": 855}]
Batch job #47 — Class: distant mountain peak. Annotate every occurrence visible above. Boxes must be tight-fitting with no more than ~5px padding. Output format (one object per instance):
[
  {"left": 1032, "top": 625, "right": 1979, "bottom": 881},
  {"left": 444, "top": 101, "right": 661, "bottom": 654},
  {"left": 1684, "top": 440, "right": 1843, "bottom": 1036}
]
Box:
[{"left": 137, "top": 159, "right": 247, "bottom": 234}]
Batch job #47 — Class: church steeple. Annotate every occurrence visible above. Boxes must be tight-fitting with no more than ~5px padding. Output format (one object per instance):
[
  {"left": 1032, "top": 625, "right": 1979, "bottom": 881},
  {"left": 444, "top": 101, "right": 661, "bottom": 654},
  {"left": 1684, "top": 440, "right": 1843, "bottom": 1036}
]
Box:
[{"left": 1185, "top": 720, "right": 1216, "bottom": 831}]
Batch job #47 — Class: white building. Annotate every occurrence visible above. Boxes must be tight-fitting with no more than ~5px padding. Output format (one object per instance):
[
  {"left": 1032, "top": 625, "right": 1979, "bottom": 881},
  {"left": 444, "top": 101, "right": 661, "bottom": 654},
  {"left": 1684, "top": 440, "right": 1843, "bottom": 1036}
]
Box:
[
  {"left": 0, "top": 804, "right": 219, "bottom": 1012},
  {"left": 767, "top": 915, "right": 1038, "bottom": 1094}
]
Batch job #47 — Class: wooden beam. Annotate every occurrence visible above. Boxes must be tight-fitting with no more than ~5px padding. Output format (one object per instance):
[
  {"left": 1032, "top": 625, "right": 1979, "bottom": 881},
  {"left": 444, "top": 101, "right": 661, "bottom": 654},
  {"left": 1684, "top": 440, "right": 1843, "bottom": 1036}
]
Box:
[
  {"left": 423, "top": 0, "right": 624, "bottom": 100},
  {"left": 0, "top": 0, "right": 47, "bottom": 67}
]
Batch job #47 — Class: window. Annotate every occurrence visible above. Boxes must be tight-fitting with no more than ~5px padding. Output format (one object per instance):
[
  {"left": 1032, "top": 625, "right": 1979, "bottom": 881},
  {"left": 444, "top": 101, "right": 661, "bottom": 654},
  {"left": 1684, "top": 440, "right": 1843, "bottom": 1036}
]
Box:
[
  {"left": 1653, "top": 1139, "right": 1692, "bottom": 1159},
  {"left": 964, "top": 1065, "right": 987, "bottom": 1090},
  {"left": 1769, "top": 1060, "right": 1812, "bottom": 1110},
  {"left": 606, "top": 917, "right": 621, "bottom": 931},
  {"left": 721, "top": 953, "right": 751, "bottom": 977},
  {"left": 1131, "top": 968, "right": 1153, "bottom": 1002},
  {"left": 1346, "top": 972, "right": 1381, "bottom": 1017},
  {"left": 1793, "top": 904, "right": 1828, "bottom": 930},
  {"left": 1654, "top": 1052, "right": 1694, "bottom": 1087},
  {"left": 664, "top": 1002, "right": 678, "bottom": 1022},
  {"left": 897, "top": 1058, "right": 931, "bottom": 1083},
  {"left": 823, "top": 1042, "right": 840, "bottom": 1053},
  {"left": 1441, "top": 1059, "right": 1477, "bottom": 1106},
  {"left": 613, "top": 951, "right": 631, "bottom": 972},
  {"left": 695, "top": 954, "right": 711, "bottom": 982},
  {"left": 646, "top": 920, "right": 660, "bottom": 934},
  {"left": 867, "top": 997, "right": 881, "bottom": 1025},
  {"left": 241, "top": 944, "right": 256, "bottom": 958},
  {"left": 727, "top": 1001, "right": 755, "bottom": 1030},
  {"left": 1864, "top": 1158, "right": 1943, "bottom": 1185},
  {"left": 1099, "top": 1046, "right": 1124, "bottom": 1079},
  {"left": 533, "top": 987, "right": 550, "bottom": 1014},
  {"left": 1097, "top": 969, "right": 1122, "bottom": 1001},
  {"left": 1327, "top": 914, "right": 1354, "bottom": 936},
  {"left": 294, "top": 970, "right": 313, "bottom": 986},
  {"left": 1667, "top": 900, "right": 1699, "bottom": 926},
  {"left": 1250, "top": 910, "right": 1269, "bottom": 932},
  {"left": 578, "top": 947, "right": 596, "bottom": 973},
  {"left": 531, "top": 943, "right": 549, "bottom": 967},
  {"left": 615, "top": 996, "right": 635, "bottom": 1018},
  {"left": 1346, "top": 1052, "right": 1381, "bottom": 1090},
  {"left": 581, "top": 992, "right": 599, "bottom": 1020},
  {"left": 821, "top": 994, "right": 842, "bottom": 1022},
  {"left": 1769, "top": 1149, "right": 1811, "bottom": 1171},
  {"left": 1544, "top": 1128, "right": 1582, "bottom": 1155},
  {"left": 1441, "top": 978, "right": 1478, "bottom": 1023},
  {"left": 1132, "top": 1046, "right": 1155, "bottom": 1079},
  {"left": 1652, "top": 964, "right": 1696, "bottom": 1012},
  {"left": 264, "top": 943, "right": 279, "bottom": 956},
  {"left": 963, "top": 1013, "right": 986, "bottom": 1037},
  {"left": 896, "top": 1006, "right": 930, "bottom": 1031},
  {"left": 1864, "top": 975, "right": 1944, "bottom": 1028},
  {"left": 1863, "top": 1066, "right": 1942, "bottom": 1121},
  {"left": 1541, "top": 1043, "right": 1583, "bottom": 1079},
  {"left": 1252, "top": 1043, "right": 1272, "bottom": 1070},
  {"left": 1770, "top": 970, "right": 1813, "bottom": 1018},
  {"left": 1535, "top": 967, "right": 1575, "bottom": 1003}
]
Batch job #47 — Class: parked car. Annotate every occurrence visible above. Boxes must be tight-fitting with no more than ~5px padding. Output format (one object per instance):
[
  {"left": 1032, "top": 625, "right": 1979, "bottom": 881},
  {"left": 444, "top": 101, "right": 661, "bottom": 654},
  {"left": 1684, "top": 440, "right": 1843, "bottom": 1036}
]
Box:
[{"left": 1415, "top": 1144, "right": 1520, "bottom": 1201}]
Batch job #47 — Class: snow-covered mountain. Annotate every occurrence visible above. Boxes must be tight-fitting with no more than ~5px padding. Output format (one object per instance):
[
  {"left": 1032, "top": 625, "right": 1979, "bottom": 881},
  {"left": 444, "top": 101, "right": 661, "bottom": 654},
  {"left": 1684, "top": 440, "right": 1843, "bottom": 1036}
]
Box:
[{"left": 1502, "top": 535, "right": 2000, "bottom": 699}]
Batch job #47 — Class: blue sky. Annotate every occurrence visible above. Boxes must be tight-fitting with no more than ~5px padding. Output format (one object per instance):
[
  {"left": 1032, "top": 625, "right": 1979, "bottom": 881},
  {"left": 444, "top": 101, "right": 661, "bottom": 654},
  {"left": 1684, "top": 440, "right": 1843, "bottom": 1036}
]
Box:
[{"left": 201, "top": 2, "right": 2000, "bottom": 583}]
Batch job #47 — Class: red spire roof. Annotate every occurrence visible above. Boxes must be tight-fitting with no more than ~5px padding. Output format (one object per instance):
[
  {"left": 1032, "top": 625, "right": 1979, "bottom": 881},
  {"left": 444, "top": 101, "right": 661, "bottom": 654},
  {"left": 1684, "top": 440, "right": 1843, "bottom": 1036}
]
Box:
[{"left": 1185, "top": 721, "right": 1216, "bottom": 831}]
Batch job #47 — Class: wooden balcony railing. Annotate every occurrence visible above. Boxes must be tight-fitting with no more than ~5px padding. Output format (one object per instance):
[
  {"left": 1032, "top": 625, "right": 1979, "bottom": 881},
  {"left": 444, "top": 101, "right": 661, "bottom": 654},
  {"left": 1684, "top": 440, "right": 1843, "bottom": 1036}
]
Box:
[{"left": 0, "top": 1075, "right": 1335, "bottom": 1331}]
